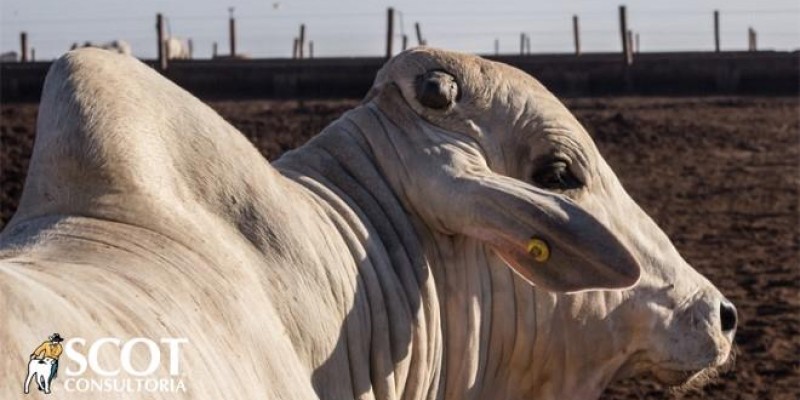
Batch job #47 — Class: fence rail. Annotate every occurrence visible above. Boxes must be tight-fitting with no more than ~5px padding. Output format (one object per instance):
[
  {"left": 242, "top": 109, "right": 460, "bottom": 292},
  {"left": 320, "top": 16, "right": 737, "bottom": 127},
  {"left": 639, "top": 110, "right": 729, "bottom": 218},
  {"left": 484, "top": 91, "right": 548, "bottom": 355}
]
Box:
[{"left": 2, "top": 51, "right": 797, "bottom": 103}]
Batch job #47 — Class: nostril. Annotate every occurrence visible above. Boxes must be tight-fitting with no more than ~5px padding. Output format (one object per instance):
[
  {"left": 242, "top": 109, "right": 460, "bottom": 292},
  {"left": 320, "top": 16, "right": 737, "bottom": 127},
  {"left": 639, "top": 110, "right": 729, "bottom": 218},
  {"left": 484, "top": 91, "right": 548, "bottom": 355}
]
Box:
[{"left": 720, "top": 300, "right": 738, "bottom": 333}]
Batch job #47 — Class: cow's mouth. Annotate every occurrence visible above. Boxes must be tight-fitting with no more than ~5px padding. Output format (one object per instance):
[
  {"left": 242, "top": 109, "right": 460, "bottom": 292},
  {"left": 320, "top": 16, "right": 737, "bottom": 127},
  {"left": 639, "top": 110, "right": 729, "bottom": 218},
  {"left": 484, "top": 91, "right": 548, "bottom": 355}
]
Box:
[
  {"left": 650, "top": 341, "right": 735, "bottom": 389},
  {"left": 651, "top": 356, "right": 732, "bottom": 391},
  {"left": 652, "top": 367, "right": 705, "bottom": 386},
  {"left": 654, "top": 367, "right": 723, "bottom": 395}
]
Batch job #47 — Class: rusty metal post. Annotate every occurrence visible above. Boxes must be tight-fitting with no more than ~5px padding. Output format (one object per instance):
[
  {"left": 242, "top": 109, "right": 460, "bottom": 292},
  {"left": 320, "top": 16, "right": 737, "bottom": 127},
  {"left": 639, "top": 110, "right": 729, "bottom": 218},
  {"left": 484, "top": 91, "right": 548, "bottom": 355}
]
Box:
[
  {"left": 619, "top": 5, "right": 632, "bottom": 65},
  {"left": 229, "top": 7, "right": 236, "bottom": 57},
  {"left": 714, "top": 10, "right": 720, "bottom": 52},
  {"left": 20, "top": 32, "right": 28, "bottom": 62},
  {"left": 573, "top": 15, "right": 581, "bottom": 55},
  {"left": 749, "top": 28, "right": 757, "bottom": 51},
  {"left": 299, "top": 24, "right": 306, "bottom": 59},
  {"left": 156, "top": 14, "right": 167, "bottom": 70},
  {"left": 386, "top": 8, "right": 394, "bottom": 58}
]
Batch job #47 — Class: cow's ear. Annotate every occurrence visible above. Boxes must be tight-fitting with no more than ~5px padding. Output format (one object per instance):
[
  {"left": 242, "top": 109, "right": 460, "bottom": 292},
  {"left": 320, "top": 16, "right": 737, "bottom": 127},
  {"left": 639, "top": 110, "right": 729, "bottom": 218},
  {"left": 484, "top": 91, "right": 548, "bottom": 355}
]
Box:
[
  {"left": 363, "top": 79, "right": 639, "bottom": 292},
  {"left": 447, "top": 175, "right": 641, "bottom": 292}
]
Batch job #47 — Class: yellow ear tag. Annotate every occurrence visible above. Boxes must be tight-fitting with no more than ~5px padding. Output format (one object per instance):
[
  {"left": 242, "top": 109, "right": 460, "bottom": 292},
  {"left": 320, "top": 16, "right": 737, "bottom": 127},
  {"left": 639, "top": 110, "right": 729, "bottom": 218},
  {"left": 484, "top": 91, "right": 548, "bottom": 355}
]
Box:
[{"left": 527, "top": 238, "right": 550, "bottom": 262}]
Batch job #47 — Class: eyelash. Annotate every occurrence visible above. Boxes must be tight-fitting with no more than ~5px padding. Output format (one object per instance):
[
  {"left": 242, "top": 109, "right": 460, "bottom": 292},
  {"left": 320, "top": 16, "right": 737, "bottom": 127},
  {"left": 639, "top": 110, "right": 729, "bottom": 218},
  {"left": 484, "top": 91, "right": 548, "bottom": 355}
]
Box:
[{"left": 530, "top": 159, "right": 583, "bottom": 191}]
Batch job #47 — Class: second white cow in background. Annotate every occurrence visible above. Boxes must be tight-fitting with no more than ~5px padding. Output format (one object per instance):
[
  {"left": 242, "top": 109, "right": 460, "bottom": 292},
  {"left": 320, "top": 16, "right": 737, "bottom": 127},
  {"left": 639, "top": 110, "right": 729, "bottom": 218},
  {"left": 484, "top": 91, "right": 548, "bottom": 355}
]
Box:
[
  {"left": 166, "top": 37, "right": 192, "bottom": 59},
  {"left": 0, "top": 51, "right": 18, "bottom": 62},
  {"left": 68, "top": 38, "right": 190, "bottom": 59}
]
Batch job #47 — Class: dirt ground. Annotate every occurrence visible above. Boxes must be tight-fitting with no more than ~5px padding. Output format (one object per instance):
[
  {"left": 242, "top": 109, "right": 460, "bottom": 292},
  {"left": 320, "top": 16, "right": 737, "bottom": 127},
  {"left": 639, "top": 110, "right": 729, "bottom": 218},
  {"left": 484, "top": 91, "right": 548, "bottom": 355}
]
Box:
[{"left": 1, "top": 97, "right": 798, "bottom": 399}]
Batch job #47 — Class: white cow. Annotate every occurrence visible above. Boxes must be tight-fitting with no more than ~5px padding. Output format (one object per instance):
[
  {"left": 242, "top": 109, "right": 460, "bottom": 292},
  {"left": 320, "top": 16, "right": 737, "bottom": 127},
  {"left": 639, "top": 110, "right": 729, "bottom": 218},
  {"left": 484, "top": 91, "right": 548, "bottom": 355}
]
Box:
[
  {"left": 166, "top": 37, "right": 191, "bottom": 59},
  {"left": 0, "top": 51, "right": 18, "bottom": 62},
  {"left": 0, "top": 48, "right": 735, "bottom": 399},
  {"left": 23, "top": 357, "right": 55, "bottom": 394}
]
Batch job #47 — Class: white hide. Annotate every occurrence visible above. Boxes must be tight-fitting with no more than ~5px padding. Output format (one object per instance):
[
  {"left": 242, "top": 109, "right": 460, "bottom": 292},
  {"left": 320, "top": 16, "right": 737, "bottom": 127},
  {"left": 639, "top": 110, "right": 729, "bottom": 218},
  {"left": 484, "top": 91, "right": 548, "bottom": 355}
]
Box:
[{"left": 0, "top": 48, "right": 734, "bottom": 400}]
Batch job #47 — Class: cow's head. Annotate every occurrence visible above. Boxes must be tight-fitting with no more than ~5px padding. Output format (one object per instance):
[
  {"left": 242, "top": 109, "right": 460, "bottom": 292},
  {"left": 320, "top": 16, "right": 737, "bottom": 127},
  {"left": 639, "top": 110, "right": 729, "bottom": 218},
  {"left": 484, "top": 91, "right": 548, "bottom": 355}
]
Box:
[{"left": 363, "top": 48, "right": 735, "bottom": 391}]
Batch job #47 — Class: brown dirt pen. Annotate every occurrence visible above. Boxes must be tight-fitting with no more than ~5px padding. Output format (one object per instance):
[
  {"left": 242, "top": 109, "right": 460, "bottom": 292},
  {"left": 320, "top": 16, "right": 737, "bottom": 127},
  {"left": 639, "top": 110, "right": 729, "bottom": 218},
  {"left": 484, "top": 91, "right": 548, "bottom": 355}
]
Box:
[{"left": 1, "top": 97, "right": 797, "bottom": 399}]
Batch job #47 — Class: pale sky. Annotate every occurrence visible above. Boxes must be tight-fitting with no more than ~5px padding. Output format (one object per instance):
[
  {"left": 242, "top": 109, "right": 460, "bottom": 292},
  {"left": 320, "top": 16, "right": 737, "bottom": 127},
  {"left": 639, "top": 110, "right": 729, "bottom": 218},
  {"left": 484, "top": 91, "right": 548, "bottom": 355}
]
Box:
[{"left": 1, "top": 0, "right": 798, "bottom": 60}]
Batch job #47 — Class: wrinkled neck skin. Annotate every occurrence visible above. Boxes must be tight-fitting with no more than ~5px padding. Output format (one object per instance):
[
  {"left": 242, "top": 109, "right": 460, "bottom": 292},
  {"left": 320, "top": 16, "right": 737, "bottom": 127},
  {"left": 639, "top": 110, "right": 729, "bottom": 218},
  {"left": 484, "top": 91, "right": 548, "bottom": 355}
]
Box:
[
  {"left": 275, "top": 104, "right": 635, "bottom": 400},
  {"left": 430, "top": 241, "right": 634, "bottom": 400}
]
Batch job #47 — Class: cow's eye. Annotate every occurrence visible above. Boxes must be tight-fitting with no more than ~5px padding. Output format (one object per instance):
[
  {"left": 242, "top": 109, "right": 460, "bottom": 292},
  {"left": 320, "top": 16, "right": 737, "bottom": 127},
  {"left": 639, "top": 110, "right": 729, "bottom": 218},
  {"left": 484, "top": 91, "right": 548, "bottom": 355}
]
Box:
[{"left": 531, "top": 159, "right": 583, "bottom": 190}]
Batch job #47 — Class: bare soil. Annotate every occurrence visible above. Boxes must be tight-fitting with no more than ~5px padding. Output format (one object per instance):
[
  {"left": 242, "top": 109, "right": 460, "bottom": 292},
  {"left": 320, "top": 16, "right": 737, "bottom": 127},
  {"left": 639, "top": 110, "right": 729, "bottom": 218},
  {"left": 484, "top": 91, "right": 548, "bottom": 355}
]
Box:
[{"left": 2, "top": 97, "right": 798, "bottom": 399}]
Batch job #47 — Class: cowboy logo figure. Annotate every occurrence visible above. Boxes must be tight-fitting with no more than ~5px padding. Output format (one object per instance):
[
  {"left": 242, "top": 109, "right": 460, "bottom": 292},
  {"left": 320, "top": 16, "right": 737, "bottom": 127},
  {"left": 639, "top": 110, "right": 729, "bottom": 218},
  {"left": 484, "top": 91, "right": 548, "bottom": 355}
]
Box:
[{"left": 23, "top": 333, "right": 64, "bottom": 394}]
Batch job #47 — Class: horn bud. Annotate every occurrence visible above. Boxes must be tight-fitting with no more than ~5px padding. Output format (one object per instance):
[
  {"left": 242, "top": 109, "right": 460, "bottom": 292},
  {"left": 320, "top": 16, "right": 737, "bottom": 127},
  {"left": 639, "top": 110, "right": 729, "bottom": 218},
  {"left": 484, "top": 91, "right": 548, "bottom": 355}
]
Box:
[{"left": 416, "top": 70, "right": 458, "bottom": 110}]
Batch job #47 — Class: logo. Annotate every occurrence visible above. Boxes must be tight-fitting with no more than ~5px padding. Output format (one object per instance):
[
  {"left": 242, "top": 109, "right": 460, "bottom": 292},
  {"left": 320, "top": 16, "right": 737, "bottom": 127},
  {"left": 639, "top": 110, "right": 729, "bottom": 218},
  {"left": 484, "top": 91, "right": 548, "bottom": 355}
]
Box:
[
  {"left": 23, "top": 333, "right": 189, "bottom": 395},
  {"left": 23, "top": 333, "right": 63, "bottom": 394}
]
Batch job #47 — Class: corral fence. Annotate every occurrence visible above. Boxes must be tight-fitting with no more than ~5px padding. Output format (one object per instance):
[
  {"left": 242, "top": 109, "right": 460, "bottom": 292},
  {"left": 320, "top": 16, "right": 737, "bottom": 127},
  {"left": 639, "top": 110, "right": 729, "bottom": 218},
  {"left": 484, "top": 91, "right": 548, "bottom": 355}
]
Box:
[
  {"left": 1, "top": 50, "right": 798, "bottom": 103},
  {"left": 1, "top": 5, "right": 798, "bottom": 101}
]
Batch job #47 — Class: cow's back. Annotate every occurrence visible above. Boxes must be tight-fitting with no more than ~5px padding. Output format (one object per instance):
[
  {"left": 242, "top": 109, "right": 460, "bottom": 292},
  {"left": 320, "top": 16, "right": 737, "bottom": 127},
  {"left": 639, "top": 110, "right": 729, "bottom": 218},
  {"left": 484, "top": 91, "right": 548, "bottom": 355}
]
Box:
[{"left": 0, "top": 215, "right": 322, "bottom": 399}]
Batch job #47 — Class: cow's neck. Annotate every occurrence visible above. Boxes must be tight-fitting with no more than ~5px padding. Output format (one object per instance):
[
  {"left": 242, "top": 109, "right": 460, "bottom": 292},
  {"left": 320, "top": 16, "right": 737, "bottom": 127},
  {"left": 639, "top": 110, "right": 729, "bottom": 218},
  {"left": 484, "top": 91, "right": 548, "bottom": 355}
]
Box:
[
  {"left": 273, "top": 113, "right": 444, "bottom": 399},
  {"left": 274, "top": 108, "right": 632, "bottom": 400},
  {"left": 423, "top": 234, "right": 632, "bottom": 400}
]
